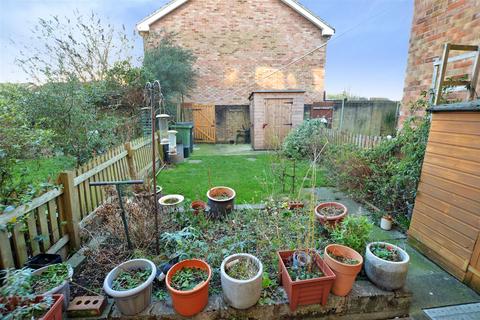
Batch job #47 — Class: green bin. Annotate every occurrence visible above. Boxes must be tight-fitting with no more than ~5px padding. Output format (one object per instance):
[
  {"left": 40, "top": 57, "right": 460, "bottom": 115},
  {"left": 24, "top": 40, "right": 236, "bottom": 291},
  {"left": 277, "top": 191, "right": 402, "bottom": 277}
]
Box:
[{"left": 170, "top": 122, "right": 194, "bottom": 157}]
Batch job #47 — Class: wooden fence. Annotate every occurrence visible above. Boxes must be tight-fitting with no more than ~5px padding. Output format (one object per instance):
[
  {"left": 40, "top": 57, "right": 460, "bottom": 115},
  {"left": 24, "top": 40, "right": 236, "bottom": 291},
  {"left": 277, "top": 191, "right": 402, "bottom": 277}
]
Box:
[
  {"left": 321, "top": 128, "right": 386, "bottom": 149},
  {"left": 0, "top": 134, "right": 161, "bottom": 269}
]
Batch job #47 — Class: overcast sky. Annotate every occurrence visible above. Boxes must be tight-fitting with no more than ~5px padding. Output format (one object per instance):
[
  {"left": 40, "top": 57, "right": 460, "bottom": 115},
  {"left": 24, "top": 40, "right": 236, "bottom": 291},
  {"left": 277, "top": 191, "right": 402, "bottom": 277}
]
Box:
[{"left": 0, "top": 0, "right": 413, "bottom": 100}]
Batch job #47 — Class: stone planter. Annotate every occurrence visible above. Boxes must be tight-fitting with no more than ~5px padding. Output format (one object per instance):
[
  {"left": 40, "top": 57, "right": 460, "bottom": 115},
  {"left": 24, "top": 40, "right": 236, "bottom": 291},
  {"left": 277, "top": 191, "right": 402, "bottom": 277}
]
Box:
[
  {"left": 220, "top": 253, "right": 263, "bottom": 309},
  {"left": 365, "top": 242, "right": 410, "bottom": 290},
  {"left": 103, "top": 259, "right": 157, "bottom": 316},
  {"left": 315, "top": 202, "right": 347, "bottom": 228},
  {"left": 32, "top": 264, "right": 73, "bottom": 309},
  {"left": 207, "top": 186, "right": 236, "bottom": 219},
  {"left": 277, "top": 250, "right": 336, "bottom": 311},
  {"left": 324, "top": 244, "right": 363, "bottom": 297}
]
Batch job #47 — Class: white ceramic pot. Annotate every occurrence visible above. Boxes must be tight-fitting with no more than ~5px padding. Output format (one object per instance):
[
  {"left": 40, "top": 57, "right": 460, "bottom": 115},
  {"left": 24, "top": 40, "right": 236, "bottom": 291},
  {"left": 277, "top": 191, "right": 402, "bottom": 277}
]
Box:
[
  {"left": 32, "top": 264, "right": 73, "bottom": 309},
  {"left": 103, "top": 259, "right": 157, "bottom": 316},
  {"left": 220, "top": 253, "right": 263, "bottom": 309},
  {"left": 365, "top": 242, "right": 409, "bottom": 291},
  {"left": 380, "top": 217, "right": 392, "bottom": 230}
]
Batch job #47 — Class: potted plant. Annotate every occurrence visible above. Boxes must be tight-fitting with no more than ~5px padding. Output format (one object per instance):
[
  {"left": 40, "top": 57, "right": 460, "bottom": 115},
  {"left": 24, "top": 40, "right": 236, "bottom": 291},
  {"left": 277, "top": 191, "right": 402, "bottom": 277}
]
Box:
[
  {"left": 315, "top": 202, "right": 347, "bottom": 228},
  {"left": 380, "top": 214, "right": 393, "bottom": 230},
  {"left": 220, "top": 253, "right": 263, "bottom": 309},
  {"left": 277, "top": 249, "right": 336, "bottom": 311},
  {"left": 324, "top": 244, "right": 363, "bottom": 296},
  {"left": 31, "top": 263, "right": 73, "bottom": 309},
  {"left": 166, "top": 259, "right": 212, "bottom": 317},
  {"left": 206, "top": 186, "right": 236, "bottom": 219},
  {"left": 365, "top": 242, "right": 410, "bottom": 290},
  {"left": 0, "top": 268, "right": 64, "bottom": 320},
  {"left": 103, "top": 258, "right": 157, "bottom": 316},
  {"left": 191, "top": 200, "right": 207, "bottom": 215}
]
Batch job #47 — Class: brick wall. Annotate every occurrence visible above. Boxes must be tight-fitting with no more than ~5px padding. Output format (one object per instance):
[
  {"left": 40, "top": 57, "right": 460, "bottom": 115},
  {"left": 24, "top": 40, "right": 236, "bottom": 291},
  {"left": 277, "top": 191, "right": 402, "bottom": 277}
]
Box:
[
  {"left": 142, "top": 0, "right": 329, "bottom": 105},
  {"left": 400, "top": 0, "right": 480, "bottom": 124}
]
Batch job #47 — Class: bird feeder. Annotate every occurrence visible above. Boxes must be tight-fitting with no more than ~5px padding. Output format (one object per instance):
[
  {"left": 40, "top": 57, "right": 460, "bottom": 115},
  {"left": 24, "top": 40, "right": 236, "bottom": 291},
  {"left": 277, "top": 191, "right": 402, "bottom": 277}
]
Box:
[
  {"left": 156, "top": 114, "right": 170, "bottom": 145},
  {"left": 168, "top": 130, "right": 178, "bottom": 154}
]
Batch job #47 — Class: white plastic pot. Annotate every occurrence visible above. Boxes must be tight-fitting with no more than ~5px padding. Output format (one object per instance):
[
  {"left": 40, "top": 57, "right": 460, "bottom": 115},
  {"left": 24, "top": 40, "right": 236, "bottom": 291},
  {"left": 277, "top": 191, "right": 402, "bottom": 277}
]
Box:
[
  {"left": 103, "top": 259, "right": 157, "bottom": 316},
  {"left": 220, "top": 253, "right": 263, "bottom": 309},
  {"left": 32, "top": 264, "right": 73, "bottom": 309},
  {"left": 365, "top": 242, "right": 409, "bottom": 291},
  {"left": 380, "top": 217, "right": 392, "bottom": 230}
]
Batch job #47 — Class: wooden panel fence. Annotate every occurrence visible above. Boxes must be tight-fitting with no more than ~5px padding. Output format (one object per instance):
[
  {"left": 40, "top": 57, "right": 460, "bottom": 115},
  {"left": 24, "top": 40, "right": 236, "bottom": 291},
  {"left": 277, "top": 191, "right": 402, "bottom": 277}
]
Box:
[
  {"left": 0, "top": 134, "right": 162, "bottom": 269},
  {"left": 321, "top": 128, "right": 386, "bottom": 149}
]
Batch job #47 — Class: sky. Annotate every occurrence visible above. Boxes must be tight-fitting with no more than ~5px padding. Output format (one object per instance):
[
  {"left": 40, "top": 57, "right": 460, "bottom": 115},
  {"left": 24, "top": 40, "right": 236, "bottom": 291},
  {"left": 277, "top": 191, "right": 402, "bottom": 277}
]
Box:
[{"left": 0, "top": 0, "right": 413, "bottom": 100}]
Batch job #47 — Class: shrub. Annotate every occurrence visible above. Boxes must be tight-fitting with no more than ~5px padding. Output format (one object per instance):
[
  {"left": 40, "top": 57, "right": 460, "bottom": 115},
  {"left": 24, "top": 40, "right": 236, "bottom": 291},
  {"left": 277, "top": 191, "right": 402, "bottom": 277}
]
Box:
[
  {"left": 282, "top": 119, "right": 328, "bottom": 159},
  {"left": 330, "top": 215, "right": 372, "bottom": 255}
]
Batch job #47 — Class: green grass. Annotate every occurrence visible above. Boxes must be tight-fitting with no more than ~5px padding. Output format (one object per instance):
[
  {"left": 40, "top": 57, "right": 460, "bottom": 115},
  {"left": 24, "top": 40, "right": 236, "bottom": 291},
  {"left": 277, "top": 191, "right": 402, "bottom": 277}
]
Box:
[
  {"left": 11, "top": 156, "right": 76, "bottom": 186},
  {"left": 158, "top": 153, "right": 325, "bottom": 203}
]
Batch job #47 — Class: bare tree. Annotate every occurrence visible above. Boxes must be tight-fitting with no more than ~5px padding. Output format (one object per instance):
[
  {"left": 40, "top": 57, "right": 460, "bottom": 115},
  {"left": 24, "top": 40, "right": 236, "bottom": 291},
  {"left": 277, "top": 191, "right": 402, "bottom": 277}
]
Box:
[{"left": 17, "top": 10, "right": 134, "bottom": 82}]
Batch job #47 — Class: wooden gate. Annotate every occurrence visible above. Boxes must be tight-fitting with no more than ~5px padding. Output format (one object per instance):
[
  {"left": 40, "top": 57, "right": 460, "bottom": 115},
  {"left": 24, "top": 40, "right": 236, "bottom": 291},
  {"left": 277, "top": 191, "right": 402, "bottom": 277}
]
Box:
[
  {"left": 187, "top": 104, "right": 216, "bottom": 143},
  {"left": 264, "top": 98, "right": 293, "bottom": 149}
]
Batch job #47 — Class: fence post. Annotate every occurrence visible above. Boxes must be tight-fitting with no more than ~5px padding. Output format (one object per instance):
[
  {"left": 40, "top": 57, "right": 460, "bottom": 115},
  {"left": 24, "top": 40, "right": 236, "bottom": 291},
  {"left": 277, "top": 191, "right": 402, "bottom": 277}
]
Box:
[
  {"left": 58, "top": 171, "right": 81, "bottom": 250},
  {"left": 125, "top": 142, "right": 137, "bottom": 179}
]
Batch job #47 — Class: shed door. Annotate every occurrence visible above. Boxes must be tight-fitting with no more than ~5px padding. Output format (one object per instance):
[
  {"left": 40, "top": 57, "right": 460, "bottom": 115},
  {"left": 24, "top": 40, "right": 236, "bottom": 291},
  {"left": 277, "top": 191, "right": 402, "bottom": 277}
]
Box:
[{"left": 264, "top": 98, "right": 293, "bottom": 149}]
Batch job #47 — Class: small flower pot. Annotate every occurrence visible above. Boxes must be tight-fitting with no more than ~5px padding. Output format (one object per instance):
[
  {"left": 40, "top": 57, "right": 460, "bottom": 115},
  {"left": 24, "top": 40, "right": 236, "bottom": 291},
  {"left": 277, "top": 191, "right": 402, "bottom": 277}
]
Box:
[
  {"left": 166, "top": 259, "right": 212, "bottom": 317},
  {"left": 365, "top": 242, "right": 410, "bottom": 290},
  {"left": 324, "top": 244, "right": 363, "bottom": 296},
  {"left": 315, "top": 202, "right": 347, "bottom": 228},
  {"left": 380, "top": 216, "right": 393, "bottom": 230},
  {"left": 32, "top": 263, "right": 73, "bottom": 310},
  {"left": 207, "top": 186, "right": 236, "bottom": 219},
  {"left": 191, "top": 200, "right": 207, "bottom": 215},
  {"left": 103, "top": 259, "right": 157, "bottom": 316},
  {"left": 220, "top": 253, "right": 263, "bottom": 309},
  {"left": 277, "top": 250, "right": 336, "bottom": 311}
]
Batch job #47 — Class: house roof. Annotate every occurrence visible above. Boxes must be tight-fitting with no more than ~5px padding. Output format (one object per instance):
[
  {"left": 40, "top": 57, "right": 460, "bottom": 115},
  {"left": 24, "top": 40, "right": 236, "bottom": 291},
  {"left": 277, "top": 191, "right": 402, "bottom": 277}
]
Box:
[{"left": 136, "top": 0, "right": 335, "bottom": 36}]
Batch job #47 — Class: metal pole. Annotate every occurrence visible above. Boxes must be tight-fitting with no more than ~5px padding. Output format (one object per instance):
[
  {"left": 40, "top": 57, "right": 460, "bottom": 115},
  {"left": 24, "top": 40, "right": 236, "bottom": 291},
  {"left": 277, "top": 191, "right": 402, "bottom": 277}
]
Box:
[{"left": 116, "top": 184, "right": 133, "bottom": 250}]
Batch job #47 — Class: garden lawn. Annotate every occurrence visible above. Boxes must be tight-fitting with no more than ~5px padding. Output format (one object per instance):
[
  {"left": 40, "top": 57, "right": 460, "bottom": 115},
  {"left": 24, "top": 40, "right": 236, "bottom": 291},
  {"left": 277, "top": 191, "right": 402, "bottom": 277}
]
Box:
[{"left": 158, "top": 153, "right": 325, "bottom": 203}]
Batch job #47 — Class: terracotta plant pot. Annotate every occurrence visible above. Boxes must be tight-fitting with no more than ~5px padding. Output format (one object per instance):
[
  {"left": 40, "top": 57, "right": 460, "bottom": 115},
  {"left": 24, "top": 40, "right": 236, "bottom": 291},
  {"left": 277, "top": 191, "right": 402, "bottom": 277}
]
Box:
[
  {"left": 166, "top": 259, "right": 212, "bottom": 317},
  {"left": 277, "top": 250, "right": 336, "bottom": 311},
  {"left": 206, "top": 186, "right": 236, "bottom": 219},
  {"left": 324, "top": 244, "right": 363, "bottom": 296},
  {"left": 1, "top": 294, "right": 64, "bottom": 320},
  {"left": 191, "top": 200, "right": 207, "bottom": 214},
  {"left": 288, "top": 201, "right": 304, "bottom": 210},
  {"left": 315, "top": 202, "right": 348, "bottom": 228}
]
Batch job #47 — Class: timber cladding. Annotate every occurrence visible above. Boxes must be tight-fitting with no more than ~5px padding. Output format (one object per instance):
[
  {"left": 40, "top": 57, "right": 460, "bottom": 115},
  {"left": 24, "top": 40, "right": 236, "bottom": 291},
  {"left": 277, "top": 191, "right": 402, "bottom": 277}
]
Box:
[{"left": 408, "top": 109, "right": 480, "bottom": 292}]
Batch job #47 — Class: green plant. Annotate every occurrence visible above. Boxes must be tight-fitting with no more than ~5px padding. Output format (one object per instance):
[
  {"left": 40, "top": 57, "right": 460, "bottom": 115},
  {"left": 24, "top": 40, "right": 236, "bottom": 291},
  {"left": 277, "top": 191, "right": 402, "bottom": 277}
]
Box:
[
  {"left": 0, "top": 268, "right": 54, "bottom": 319},
  {"left": 30, "top": 263, "right": 70, "bottom": 294},
  {"left": 225, "top": 258, "right": 258, "bottom": 280},
  {"left": 171, "top": 267, "right": 208, "bottom": 291},
  {"left": 330, "top": 215, "right": 372, "bottom": 255},
  {"left": 112, "top": 268, "right": 151, "bottom": 291},
  {"left": 327, "top": 252, "right": 359, "bottom": 265},
  {"left": 283, "top": 119, "right": 328, "bottom": 160},
  {"left": 370, "top": 243, "right": 402, "bottom": 262}
]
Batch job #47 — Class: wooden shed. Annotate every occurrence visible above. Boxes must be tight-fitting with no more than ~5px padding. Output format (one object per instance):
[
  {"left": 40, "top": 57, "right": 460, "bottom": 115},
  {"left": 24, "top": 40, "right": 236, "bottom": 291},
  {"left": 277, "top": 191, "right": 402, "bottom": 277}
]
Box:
[
  {"left": 249, "top": 90, "right": 305, "bottom": 150},
  {"left": 408, "top": 100, "right": 480, "bottom": 293}
]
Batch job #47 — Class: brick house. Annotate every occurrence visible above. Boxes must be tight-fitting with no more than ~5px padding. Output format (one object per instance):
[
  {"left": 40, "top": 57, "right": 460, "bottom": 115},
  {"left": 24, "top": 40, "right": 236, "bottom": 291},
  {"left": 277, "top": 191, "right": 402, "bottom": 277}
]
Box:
[
  {"left": 400, "top": 0, "right": 480, "bottom": 124},
  {"left": 137, "top": 0, "right": 334, "bottom": 143}
]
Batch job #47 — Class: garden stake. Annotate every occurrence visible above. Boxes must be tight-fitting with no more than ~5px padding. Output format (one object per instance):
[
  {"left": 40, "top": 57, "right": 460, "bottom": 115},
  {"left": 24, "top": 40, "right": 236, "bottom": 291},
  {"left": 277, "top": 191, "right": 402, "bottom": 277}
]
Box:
[{"left": 89, "top": 180, "right": 144, "bottom": 250}]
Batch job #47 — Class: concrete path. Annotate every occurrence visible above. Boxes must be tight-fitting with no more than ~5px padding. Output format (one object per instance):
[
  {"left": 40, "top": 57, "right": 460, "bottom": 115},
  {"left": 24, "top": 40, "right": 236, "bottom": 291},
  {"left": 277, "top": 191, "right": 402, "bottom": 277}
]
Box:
[
  {"left": 192, "top": 143, "right": 268, "bottom": 156},
  {"left": 312, "top": 187, "right": 480, "bottom": 320}
]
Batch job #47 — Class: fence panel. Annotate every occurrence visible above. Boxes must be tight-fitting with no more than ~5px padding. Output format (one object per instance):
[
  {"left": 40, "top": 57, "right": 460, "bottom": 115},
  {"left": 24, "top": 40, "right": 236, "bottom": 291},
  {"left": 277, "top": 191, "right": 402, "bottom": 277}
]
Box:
[{"left": 321, "top": 128, "right": 385, "bottom": 149}]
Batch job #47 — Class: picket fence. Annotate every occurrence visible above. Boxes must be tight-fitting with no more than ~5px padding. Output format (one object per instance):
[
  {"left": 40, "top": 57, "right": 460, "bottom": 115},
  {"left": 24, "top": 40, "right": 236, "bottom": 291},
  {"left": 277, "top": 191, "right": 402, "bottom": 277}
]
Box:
[
  {"left": 321, "top": 128, "right": 387, "bottom": 149},
  {"left": 0, "top": 134, "right": 162, "bottom": 269}
]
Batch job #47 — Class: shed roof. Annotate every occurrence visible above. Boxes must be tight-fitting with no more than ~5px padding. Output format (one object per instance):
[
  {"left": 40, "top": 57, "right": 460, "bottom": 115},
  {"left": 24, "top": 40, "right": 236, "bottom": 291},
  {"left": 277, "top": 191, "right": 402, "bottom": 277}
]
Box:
[{"left": 136, "top": 0, "right": 335, "bottom": 36}]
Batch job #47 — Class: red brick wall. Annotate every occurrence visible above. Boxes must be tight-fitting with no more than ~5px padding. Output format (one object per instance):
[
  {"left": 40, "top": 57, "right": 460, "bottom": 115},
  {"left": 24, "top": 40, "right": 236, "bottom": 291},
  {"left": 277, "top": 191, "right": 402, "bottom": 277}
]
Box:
[
  {"left": 400, "top": 0, "right": 480, "bottom": 124},
  {"left": 142, "top": 0, "right": 330, "bottom": 105}
]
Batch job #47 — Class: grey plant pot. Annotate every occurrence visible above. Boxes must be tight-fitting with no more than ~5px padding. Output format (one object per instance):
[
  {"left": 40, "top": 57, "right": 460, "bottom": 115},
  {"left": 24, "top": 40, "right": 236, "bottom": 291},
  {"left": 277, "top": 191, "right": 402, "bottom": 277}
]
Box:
[
  {"left": 103, "top": 259, "right": 157, "bottom": 316},
  {"left": 32, "top": 264, "right": 73, "bottom": 309},
  {"left": 220, "top": 253, "right": 263, "bottom": 309},
  {"left": 365, "top": 242, "right": 410, "bottom": 291}
]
